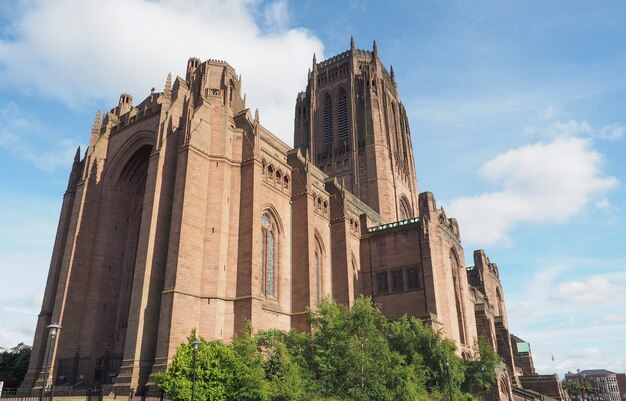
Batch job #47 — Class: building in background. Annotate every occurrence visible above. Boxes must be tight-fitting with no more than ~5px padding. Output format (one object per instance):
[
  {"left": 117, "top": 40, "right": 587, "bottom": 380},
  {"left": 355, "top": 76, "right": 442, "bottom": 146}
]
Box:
[{"left": 565, "top": 370, "right": 623, "bottom": 401}]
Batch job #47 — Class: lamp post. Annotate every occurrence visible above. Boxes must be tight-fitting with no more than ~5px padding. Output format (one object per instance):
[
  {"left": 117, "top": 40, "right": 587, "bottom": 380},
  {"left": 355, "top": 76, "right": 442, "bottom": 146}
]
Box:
[
  {"left": 191, "top": 340, "right": 200, "bottom": 401},
  {"left": 445, "top": 360, "right": 453, "bottom": 401},
  {"left": 41, "top": 323, "right": 62, "bottom": 401}
]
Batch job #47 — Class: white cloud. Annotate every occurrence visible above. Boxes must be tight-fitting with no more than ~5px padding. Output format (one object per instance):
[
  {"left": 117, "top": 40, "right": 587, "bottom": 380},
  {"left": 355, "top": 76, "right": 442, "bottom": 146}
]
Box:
[
  {"left": 605, "top": 313, "right": 626, "bottom": 323},
  {"left": 0, "top": 102, "right": 80, "bottom": 171},
  {"left": 0, "top": 0, "right": 324, "bottom": 145},
  {"left": 0, "top": 195, "right": 60, "bottom": 347},
  {"left": 568, "top": 348, "right": 601, "bottom": 358},
  {"left": 447, "top": 135, "right": 617, "bottom": 246},
  {"left": 596, "top": 124, "right": 625, "bottom": 141},
  {"left": 504, "top": 265, "right": 626, "bottom": 376},
  {"left": 594, "top": 197, "right": 611, "bottom": 210},
  {"left": 524, "top": 119, "right": 625, "bottom": 142},
  {"left": 263, "top": 0, "right": 289, "bottom": 31},
  {"left": 551, "top": 276, "right": 622, "bottom": 305}
]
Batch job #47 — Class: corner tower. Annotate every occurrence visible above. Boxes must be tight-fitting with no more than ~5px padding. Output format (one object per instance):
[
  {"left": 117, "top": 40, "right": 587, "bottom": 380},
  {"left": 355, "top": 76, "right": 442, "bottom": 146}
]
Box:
[{"left": 294, "top": 38, "right": 419, "bottom": 222}]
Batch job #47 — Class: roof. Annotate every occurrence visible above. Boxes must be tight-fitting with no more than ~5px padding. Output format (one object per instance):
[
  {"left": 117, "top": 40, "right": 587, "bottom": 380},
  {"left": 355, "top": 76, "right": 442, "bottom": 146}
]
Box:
[
  {"left": 581, "top": 369, "right": 616, "bottom": 376},
  {"left": 516, "top": 342, "right": 530, "bottom": 353}
]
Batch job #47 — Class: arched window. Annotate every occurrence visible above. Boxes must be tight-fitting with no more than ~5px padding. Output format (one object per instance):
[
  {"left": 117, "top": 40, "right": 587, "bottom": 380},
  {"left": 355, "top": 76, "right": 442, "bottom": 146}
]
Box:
[
  {"left": 314, "top": 236, "right": 325, "bottom": 303},
  {"left": 261, "top": 213, "right": 277, "bottom": 297},
  {"left": 314, "top": 249, "right": 320, "bottom": 302},
  {"left": 399, "top": 197, "right": 411, "bottom": 220},
  {"left": 338, "top": 89, "right": 348, "bottom": 140},
  {"left": 323, "top": 94, "right": 333, "bottom": 144},
  {"left": 391, "top": 102, "right": 401, "bottom": 153}
]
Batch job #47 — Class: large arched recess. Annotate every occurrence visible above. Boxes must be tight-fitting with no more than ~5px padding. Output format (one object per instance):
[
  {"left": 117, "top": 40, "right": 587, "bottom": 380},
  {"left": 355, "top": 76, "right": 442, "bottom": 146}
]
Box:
[{"left": 91, "top": 131, "right": 156, "bottom": 367}]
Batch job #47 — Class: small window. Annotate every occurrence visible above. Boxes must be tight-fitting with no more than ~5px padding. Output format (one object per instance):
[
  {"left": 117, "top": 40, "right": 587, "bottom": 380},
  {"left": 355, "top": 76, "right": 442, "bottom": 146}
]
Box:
[
  {"left": 376, "top": 272, "right": 388, "bottom": 294},
  {"left": 391, "top": 270, "right": 404, "bottom": 292},
  {"left": 406, "top": 267, "right": 419, "bottom": 289}
]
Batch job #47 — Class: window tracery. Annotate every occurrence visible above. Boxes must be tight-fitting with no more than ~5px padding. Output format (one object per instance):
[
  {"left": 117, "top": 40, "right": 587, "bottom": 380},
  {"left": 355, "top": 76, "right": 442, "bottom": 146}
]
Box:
[{"left": 261, "top": 213, "right": 277, "bottom": 297}]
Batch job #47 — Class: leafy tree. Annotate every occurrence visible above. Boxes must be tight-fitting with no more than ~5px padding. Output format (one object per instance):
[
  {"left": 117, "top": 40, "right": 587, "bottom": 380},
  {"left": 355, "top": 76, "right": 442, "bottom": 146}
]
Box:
[
  {"left": 386, "top": 315, "right": 465, "bottom": 396},
  {"left": 462, "top": 337, "right": 501, "bottom": 396},
  {"left": 254, "top": 329, "right": 312, "bottom": 401},
  {"left": 156, "top": 331, "right": 267, "bottom": 401},
  {"left": 310, "top": 297, "right": 422, "bottom": 401},
  {"left": 0, "top": 347, "right": 31, "bottom": 388}
]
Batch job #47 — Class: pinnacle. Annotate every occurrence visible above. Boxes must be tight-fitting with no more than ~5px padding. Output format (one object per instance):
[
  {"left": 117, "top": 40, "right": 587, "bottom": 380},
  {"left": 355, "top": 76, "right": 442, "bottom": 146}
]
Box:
[
  {"left": 164, "top": 72, "right": 172, "bottom": 97},
  {"left": 91, "top": 110, "right": 101, "bottom": 134},
  {"left": 74, "top": 146, "right": 81, "bottom": 163}
]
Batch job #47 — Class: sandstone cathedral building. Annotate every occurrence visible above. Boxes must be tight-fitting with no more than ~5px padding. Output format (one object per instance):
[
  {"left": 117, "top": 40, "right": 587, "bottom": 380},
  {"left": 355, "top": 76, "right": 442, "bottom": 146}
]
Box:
[{"left": 23, "top": 39, "right": 564, "bottom": 401}]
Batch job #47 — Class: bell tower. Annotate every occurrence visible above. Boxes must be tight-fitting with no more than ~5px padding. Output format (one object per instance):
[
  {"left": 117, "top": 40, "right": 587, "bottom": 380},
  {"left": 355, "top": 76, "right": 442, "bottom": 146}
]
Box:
[{"left": 294, "top": 38, "right": 419, "bottom": 222}]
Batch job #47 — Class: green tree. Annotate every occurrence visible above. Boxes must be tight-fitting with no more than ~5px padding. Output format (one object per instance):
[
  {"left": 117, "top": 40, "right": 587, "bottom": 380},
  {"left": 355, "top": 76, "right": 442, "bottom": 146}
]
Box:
[
  {"left": 386, "top": 315, "right": 465, "bottom": 396},
  {"left": 310, "top": 297, "right": 422, "bottom": 401},
  {"left": 462, "top": 337, "right": 501, "bottom": 396},
  {"left": 254, "top": 329, "right": 312, "bottom": 401},
  {"left": 0, "top": 347, "right": 31, "bottom": 388},
  {"left": 156, "top": 332, "right": 267, "bottom": 401}
]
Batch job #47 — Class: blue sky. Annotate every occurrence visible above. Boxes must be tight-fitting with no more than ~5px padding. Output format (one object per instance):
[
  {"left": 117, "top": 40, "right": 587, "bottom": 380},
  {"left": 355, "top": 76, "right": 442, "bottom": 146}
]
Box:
[{"left": 1, "top": 0, "right": 625, "bottom": 375}]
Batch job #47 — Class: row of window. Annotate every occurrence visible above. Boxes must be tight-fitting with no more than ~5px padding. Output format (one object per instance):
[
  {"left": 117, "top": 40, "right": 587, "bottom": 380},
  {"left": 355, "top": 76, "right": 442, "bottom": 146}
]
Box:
[
  {"left": 376, "top": 267, "right": 420, "bottom": 294},
  {"left": 311, "top": 191, "right": 329, "bottom": 216},
  {"left": 261, "top": 160, "right": 290, "bottom": 190}
]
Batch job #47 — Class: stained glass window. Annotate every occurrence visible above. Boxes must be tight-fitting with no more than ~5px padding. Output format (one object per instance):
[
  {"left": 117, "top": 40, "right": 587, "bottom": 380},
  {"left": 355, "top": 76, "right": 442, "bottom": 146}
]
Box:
[
  {"left": 267, "top": 231, "right": 274, "bottom": 296},
  {"left": 261, "top": 213, "right": 276, "bottom": 297},
  {"left": 314, "top": 251, "right": 320, "bottom": 302}
]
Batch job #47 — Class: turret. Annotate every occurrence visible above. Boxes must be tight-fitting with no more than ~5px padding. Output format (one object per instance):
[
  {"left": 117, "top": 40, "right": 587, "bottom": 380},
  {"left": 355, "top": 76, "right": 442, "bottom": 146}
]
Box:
[
  {"left": 186, "top": 57, "right": 201, "bottom": 81},
  {"left": 118, "top": 94, "right": 133, "bottom": 116}
]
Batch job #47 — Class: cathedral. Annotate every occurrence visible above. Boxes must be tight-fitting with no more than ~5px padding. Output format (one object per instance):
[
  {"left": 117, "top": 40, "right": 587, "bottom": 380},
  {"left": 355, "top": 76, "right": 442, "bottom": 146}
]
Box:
[{"left": 23, "top": 39, "right": 562, "bottom": 401}]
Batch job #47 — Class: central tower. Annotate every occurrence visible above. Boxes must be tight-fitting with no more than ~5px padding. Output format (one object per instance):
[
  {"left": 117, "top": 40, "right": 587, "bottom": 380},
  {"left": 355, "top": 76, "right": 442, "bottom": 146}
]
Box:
[{"left": 294, "top": 38, "right": 419, "bottom": 222}]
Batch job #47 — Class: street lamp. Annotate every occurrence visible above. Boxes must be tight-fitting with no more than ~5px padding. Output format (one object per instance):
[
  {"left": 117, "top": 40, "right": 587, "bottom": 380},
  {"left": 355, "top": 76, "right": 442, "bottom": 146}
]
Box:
[
  {"left": 445, "top": 360, "right": 453, "bottom": 401},
  {"left": 191, "top": 339, "right": 201, "bottom": 401},
  {"left": 41, "top": 323, "right": 62, "bottom": 401}
]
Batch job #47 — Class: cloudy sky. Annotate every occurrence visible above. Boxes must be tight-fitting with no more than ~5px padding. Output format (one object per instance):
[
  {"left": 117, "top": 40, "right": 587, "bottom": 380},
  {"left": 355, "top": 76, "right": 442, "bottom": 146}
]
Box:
[{"left": 1, "top": 0, "right": 625, "bottom": 375}]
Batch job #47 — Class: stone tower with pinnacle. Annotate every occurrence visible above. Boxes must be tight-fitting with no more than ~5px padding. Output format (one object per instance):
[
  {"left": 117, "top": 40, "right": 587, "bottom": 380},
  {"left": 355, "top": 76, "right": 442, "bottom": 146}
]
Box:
[{"left": 294, "top": 37, "right": 419, "bottom": 223}]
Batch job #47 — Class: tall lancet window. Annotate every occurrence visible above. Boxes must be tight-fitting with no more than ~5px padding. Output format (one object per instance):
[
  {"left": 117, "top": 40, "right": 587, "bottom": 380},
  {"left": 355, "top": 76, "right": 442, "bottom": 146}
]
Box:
[
  {"left": 338, "top": 89, "right": 349, "bottom": 140},
  {"left": 314, "top": 250, "right": 320, "bottom": 302},
  {"left": 323, "top": 94, "right": 333, "bottom": 144},
  {"left": 261, "top": 213, "right": 276, "bottom": 297},
  {"left": 399, "top": 197, "right": 411, "bottom": 220},
  {"left": 313, "top": 237, "right": 324, "bottom": 303}
]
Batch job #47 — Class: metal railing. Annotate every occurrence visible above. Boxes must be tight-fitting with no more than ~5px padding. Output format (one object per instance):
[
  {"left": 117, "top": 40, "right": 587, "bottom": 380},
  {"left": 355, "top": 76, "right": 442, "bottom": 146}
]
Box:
[{"left": 0, "top": 388, "right": 51, "bottom": 401}]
